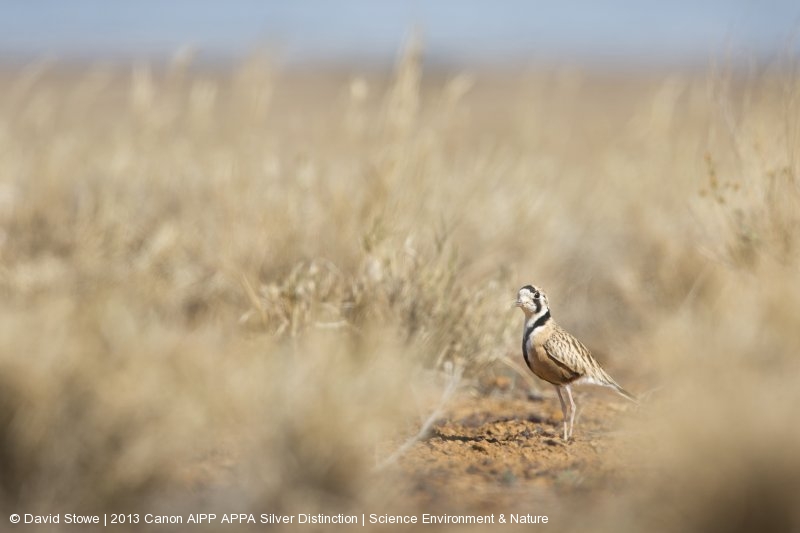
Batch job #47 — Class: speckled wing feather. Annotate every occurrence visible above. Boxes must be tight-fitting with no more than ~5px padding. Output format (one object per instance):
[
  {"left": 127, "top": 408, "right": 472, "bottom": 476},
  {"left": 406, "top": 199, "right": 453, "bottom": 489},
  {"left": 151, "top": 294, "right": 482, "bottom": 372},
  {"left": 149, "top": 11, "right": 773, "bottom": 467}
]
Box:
[{"left": 544, "top": 325, "right": 609, "bottom": 382}]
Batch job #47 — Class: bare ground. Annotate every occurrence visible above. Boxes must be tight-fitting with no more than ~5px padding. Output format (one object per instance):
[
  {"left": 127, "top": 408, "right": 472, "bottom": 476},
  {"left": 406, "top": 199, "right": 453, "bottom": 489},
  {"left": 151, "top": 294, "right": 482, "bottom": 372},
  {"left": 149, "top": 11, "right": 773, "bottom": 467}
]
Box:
[{"left": 389, "top": 387, "right": 637, "bottom": 512}]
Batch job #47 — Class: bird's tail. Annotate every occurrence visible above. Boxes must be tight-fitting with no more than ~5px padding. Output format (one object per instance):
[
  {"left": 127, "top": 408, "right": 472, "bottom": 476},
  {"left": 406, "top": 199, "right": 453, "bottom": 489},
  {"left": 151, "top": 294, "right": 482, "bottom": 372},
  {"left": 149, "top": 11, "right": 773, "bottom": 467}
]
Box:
[
  {"left": 611, "top": 383, "right": 638, "bottom": 404},
  {"left": 594, "top": 366, "right": 639, "bottom": 404}
]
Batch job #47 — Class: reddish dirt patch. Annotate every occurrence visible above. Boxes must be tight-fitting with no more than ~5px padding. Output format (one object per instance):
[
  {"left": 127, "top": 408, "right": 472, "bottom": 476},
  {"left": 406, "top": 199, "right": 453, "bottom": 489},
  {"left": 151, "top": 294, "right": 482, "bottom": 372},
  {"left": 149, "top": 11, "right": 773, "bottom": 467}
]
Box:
[{"left": 392, "top": 389, "right": 636, "bottom": 511}]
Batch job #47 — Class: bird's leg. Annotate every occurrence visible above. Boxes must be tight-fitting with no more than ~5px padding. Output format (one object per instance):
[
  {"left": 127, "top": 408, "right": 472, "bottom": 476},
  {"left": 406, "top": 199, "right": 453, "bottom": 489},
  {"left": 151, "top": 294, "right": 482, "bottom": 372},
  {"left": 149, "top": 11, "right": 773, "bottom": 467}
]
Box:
[
  {"left": 555, "top": 385, "right": 568, "bottom": 441},
  {"left": 565, "top": 385, "right": 577, "bottom": 440}
]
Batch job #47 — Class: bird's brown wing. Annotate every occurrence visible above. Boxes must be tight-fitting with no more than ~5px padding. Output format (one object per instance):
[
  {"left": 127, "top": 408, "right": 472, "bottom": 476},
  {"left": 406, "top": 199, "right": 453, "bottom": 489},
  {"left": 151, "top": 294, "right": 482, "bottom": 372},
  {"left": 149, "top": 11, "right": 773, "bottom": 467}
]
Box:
[
  {"left": 544, "top": 328, "right": 603, "bottom": 381},
  {"left": 542, "top": 330, "right": 585, "bottom": 382}
]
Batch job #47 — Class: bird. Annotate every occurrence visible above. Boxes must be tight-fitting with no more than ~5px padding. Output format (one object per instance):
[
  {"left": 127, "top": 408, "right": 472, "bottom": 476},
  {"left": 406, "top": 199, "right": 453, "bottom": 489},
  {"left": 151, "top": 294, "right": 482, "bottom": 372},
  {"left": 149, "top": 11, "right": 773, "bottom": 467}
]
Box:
[{"left": 514, "top": 284, "right": 636, "bottom": 440}]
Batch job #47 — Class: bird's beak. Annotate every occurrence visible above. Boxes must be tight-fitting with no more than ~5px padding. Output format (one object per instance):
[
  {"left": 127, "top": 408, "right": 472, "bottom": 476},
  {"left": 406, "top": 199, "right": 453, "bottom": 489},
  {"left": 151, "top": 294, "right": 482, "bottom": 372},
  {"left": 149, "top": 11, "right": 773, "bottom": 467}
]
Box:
[{"left": 511, "top": 299, "right": 521, "bottom": 309}]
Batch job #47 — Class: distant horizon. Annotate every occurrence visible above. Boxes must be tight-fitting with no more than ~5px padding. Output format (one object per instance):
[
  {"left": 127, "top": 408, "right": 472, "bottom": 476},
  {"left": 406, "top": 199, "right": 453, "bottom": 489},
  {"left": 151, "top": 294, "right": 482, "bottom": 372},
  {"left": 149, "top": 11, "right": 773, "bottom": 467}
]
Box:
[{"left": 2, "top": 1, "right": 799, "bottom": 68}]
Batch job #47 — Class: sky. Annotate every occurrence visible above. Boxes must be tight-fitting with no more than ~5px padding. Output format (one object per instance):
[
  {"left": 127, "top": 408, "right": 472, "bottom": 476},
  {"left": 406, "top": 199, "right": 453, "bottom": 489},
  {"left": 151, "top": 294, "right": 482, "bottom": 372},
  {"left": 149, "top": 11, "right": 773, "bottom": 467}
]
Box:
[{"left": 1, "top": 1, "right": 799, "bottom": 67}]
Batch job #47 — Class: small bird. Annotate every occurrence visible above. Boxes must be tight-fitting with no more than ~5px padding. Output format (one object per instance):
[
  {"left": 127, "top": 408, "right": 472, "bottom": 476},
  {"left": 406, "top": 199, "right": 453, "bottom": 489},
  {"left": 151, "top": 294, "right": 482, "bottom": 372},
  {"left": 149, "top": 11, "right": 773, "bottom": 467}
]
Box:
[{"left": 515, "top": 284, "right": 636, "bottom": 440}]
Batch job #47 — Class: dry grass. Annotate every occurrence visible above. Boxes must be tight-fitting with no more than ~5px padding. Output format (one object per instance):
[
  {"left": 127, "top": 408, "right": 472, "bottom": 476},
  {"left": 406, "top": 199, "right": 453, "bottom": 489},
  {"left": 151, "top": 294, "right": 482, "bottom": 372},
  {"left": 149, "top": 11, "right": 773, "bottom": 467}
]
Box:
[{"left": 0, "top": 40, "right": 799, "bottom": 531}]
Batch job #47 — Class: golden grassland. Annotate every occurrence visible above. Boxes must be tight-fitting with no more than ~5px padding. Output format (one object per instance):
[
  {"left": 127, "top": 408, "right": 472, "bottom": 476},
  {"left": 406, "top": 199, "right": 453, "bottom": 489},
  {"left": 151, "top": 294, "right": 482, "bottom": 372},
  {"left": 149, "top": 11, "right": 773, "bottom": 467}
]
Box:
[{"left": 1, "top": 43, "right": 799, "bottom": 531}]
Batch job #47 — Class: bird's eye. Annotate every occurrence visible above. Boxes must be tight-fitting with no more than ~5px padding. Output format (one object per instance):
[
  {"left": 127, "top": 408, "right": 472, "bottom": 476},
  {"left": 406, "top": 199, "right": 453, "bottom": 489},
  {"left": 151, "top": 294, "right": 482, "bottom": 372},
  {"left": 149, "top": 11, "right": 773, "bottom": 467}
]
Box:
[{"left": 533, "top": 291, "right": 540, "bottom": 298}]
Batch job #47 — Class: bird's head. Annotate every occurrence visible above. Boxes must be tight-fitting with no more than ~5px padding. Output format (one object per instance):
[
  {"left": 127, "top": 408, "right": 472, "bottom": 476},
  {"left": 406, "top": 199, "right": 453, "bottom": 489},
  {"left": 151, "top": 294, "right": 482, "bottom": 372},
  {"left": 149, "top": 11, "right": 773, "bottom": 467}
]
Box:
[{"left": 514, "top": 284, "right": 549, "bottom": 318}]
